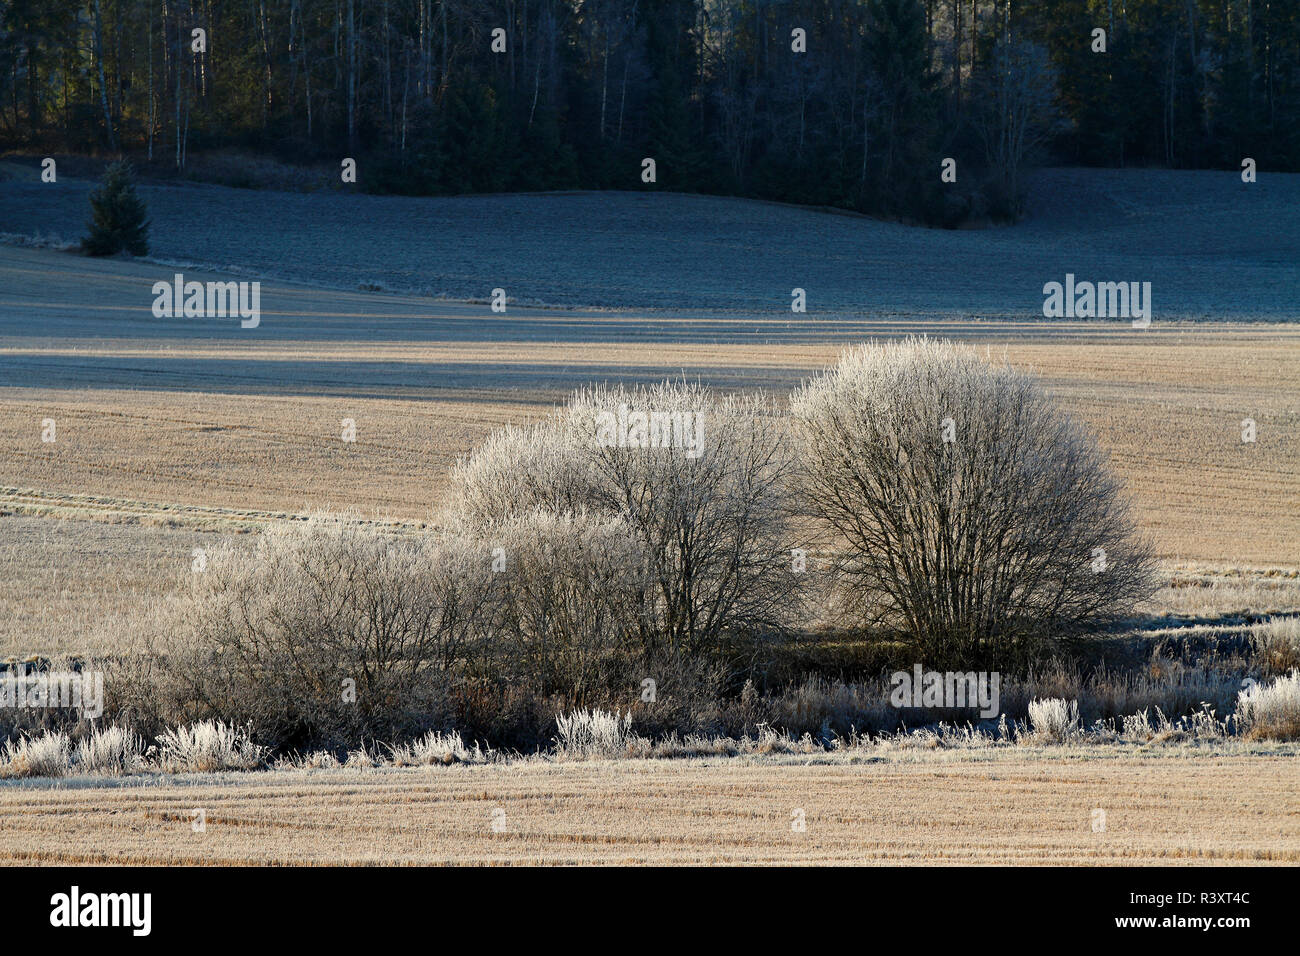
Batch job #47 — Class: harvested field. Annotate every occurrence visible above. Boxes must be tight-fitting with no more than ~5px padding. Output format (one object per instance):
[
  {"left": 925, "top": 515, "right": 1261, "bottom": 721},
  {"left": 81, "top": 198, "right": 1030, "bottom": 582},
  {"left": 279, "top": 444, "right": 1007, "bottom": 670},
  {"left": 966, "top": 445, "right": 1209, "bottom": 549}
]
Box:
[
  {"left": 1, "top": 229, "right": 1297, "bottom": 654},
  {"left": 0, "top": 749, "right": 1295, "bottom": 865}
]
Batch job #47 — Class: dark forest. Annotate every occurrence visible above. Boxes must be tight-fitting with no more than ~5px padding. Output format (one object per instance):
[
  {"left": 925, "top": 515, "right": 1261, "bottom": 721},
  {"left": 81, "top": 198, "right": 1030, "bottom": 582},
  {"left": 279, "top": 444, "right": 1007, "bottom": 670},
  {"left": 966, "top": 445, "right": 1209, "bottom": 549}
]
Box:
[{"left": 3, "top": 0, "right": 1297, "bottom": 223}]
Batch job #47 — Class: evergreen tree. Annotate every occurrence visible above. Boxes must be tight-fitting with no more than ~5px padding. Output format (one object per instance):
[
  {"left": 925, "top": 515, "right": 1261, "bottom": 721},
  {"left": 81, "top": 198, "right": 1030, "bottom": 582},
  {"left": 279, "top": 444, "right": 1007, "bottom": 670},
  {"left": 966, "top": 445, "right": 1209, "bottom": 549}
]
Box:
[
  {"left": 864, "top": 0, "right": 939, "bottom": 217},
  {"left": 83, "top": 162, "right": 150, "bottom": 257}
]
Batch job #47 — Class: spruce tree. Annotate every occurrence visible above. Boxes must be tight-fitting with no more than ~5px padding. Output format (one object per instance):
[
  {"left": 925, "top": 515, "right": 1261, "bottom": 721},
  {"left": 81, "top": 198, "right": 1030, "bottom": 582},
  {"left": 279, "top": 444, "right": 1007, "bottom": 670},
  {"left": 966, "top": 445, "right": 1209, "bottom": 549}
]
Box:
[{"left": 83, "top": 161, "right": 150, "bottom": 256}]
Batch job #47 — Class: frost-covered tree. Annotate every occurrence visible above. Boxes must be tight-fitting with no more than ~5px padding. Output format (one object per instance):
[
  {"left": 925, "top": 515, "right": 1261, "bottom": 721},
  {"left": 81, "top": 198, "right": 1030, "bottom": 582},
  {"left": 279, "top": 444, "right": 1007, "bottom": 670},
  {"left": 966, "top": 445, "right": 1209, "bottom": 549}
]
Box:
[
  {"left": 791, "top": 338, "right": 1156, "bottom": 666},
  {"left": 450, "top": 380, "right": 803, "bottom": 661}
]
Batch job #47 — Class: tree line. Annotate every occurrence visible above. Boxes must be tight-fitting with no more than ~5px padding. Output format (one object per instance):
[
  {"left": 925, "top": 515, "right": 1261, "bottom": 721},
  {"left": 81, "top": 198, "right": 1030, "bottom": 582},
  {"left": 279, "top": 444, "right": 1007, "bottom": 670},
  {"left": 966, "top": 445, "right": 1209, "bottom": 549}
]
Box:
[{"left": 2, "top": 0, "right": 1296, "bottom": 223}]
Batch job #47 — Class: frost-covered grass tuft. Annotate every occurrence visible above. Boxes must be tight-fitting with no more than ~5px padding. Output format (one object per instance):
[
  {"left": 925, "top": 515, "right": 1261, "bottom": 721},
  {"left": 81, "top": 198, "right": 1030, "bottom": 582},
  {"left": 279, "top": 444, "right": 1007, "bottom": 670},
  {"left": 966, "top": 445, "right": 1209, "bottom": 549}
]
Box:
[
  {"left": 387, "top": 730, "right": 488, "bottom": 766},
  {"left": 346, "top": 747, "right": 378, "bottom": 768},
  {"left": 75, "top": 725, "right": 146, "bottom": 774},
  {"left": 1, "top": 731, "right": 71, "bottom": 778},
  {"left": 155, "top": 720, "right": 266, "bottom": 772},
  {"left": 1027, "top": 698, "right": 1079, "bottom": 743},
  {"left": 554, "top": 709, "right": 640, "bottom": 760},
  {"left": 1236, "top": 671, "right": 1300, "bottom": 741}
]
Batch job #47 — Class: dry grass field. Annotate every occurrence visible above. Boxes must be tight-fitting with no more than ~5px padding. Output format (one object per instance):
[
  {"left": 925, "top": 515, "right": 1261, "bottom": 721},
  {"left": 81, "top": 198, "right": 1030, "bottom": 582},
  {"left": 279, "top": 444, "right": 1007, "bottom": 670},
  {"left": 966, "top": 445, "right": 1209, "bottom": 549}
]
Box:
[
  {"left": 4, "top": 328, "right": 1297, "bottom": 558},
  {"left": 1, "top": 749, "right": 1295, "bottom": 865}
]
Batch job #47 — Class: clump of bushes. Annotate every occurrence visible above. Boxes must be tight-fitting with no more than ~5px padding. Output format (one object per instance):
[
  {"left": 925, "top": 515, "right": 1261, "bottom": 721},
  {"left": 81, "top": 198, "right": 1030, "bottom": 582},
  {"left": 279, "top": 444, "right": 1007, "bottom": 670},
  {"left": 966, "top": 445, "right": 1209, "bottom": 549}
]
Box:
[
  {"left": 7, "top": 668, "right": 1300, "bottom": 779},
  {"left": 0, "top": 731, "right": 71, "bottom": 778},
  {"left": 154, "top": 720, "right": 265, "bottom": 773},
  {"left": 473, "top": 509, "right": 650, "bottom": 704},
  {"left": 0, "top": 720, "right": 262, "bottom": 778},
  {"left": 452, "top": 380, "right": 804, "bottom": 663},
  {"left": 53, "top": 345, "right": 1193, "bottom": 758},
  {"left": 164, "top": 516, "right": 494, "bottom": 750}
]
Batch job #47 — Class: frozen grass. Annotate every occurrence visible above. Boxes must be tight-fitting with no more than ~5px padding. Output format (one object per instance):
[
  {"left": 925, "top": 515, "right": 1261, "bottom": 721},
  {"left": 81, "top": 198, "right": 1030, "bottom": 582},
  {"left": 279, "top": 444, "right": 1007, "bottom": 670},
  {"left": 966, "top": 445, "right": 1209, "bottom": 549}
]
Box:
[
  {"left": 386, "top": 730, "right": 490, "bottom": 766},
  {"left": 1236, "top": 670, "right": 1300, "bottom": 741},
  {"left": 0, "top": 646, "right": 1284, "bottom": 780},
  {"left": 0, "top": 731, "right": 71, "bottom": 778},
  {"left": 0, "top": 231, "right": 78, "bottom": 251},
  {"left": 1251, "top": 617, "right": 1300, "bottom": 675},
  {"left": 270, "top": 749, "right": 343, "bottom": 771},
  {"left": 554, "top": 709, "right": 640, "bottom": 760},
  {"left": 1027, "top": 698, "right": 1080, "bottom": 743},
  {"left": 345, "top": 748, "right": 378, "bottom": 768},
  {"left": 155, "top": 720, "right": 267, "bottom": 773},
  {"left": 0, "top": 701, "right": 1291, "bottom": 780},
  {"left": 2, "top": 168, "right": 1297, "bottom": 317},
  {"left": 75, "top": 725, "right": 146, "bottom": 774}
]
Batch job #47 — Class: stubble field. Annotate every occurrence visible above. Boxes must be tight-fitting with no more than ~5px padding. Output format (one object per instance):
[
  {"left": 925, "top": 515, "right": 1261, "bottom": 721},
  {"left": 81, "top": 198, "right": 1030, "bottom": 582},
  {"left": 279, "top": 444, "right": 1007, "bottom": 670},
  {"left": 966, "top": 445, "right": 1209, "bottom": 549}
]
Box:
[{"left": 1, "top": 749, "right": 1296, "bottom": 865}]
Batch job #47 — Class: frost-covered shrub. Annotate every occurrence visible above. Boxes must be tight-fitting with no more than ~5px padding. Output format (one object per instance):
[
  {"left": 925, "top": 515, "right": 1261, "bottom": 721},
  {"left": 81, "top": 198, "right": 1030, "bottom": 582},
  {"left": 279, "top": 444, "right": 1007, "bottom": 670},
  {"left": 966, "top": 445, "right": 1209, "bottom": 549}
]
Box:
[
  {"left": 553, "top": 708, "right": 638, "bottom": 759},
  {"left": 450, "top": 380, "right": 802, "bottom": 662},
  {"left": 477, "top": 509, "right": 651, "bottom": 701},
  {"left": 791, "top": 338, "right": 1156, "bottom": 666},
  {"left": 386, "top": 729, "right": 489, "bottom": 766},
  {"left": 0, "top": 731, "right": 71, "bottom": 778},
  {"left": 171, "top": 516, "right": 495, "bottom": 747},
  {"left": 75, "top": 725, "right": 146, "bottom": 774},
  {"left": 155, "top": 720, "right": 266, "bottom": 772}
]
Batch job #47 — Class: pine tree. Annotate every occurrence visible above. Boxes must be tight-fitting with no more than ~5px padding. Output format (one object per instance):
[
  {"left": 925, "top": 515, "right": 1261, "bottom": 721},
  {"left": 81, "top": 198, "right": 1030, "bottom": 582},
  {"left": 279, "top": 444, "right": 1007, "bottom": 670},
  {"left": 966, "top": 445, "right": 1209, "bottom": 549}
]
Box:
[{"left": 83, "top": 161, "right": 150, "bottom": 256}]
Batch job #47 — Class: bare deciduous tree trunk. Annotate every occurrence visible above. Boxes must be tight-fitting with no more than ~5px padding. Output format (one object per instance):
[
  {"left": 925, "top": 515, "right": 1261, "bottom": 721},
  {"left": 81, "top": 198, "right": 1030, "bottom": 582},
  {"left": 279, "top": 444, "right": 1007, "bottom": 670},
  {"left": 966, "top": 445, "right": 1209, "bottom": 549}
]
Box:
[
  {"left": 92, "top": 0, "right": 117, "bottom": 150},
  {"left": 347, "top": 0, "right": 357, "bottom": 151},
  {"left": 147, "top": 4, "right": 154, "bottom": 161}
]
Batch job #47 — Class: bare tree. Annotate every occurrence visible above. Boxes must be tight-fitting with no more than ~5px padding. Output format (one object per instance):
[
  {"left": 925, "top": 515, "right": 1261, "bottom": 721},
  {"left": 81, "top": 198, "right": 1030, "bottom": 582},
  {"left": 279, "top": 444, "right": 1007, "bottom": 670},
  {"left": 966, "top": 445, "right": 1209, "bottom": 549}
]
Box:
[
  {"left": 791, "top": 339, "right": 1156, "bottom": 667},
  {"left": 91, "top": 0, "right": 116, "bottom": 149},
  {"left": 449, "top": 380, "right": 803, "bottom": 664},
  {"left": 970, "top": 37, "right": 1059, "bottom": 209},
  {"left": 482, "top": 509, "right": 648, "bottom": 705}
]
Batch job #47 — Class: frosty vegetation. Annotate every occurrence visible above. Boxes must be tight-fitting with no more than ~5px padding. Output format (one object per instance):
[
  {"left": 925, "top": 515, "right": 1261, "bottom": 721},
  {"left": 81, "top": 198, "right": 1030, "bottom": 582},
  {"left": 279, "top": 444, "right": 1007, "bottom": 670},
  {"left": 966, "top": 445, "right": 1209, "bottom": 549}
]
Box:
[
  {"left": 4, "top": 673, "right": 1298, "bottom": 779},
  {"left": 791, "top": 339, "right": 1156, "bottom": 667},
  {"left": 3, "top": 340, "right": 1296, "bottom": 770}
]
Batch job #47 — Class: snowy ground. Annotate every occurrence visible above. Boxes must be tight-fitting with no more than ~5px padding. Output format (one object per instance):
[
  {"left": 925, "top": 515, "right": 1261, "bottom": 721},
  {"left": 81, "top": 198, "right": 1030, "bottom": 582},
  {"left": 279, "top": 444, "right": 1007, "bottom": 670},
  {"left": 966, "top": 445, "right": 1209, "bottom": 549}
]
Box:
[{"left": 1, "top": 163, "right": 1296, "bottom": 320}]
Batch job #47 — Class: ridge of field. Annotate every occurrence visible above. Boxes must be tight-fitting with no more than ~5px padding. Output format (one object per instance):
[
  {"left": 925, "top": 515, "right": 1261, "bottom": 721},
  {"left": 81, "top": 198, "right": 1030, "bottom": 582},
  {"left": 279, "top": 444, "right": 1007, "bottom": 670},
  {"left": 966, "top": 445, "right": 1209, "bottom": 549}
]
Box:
[
  {"left": 2, "top": 165, "right": 1297, "bottom": 319},
  {"left": 1, "top": 750, "right": 1295, "bottom": 865}
]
